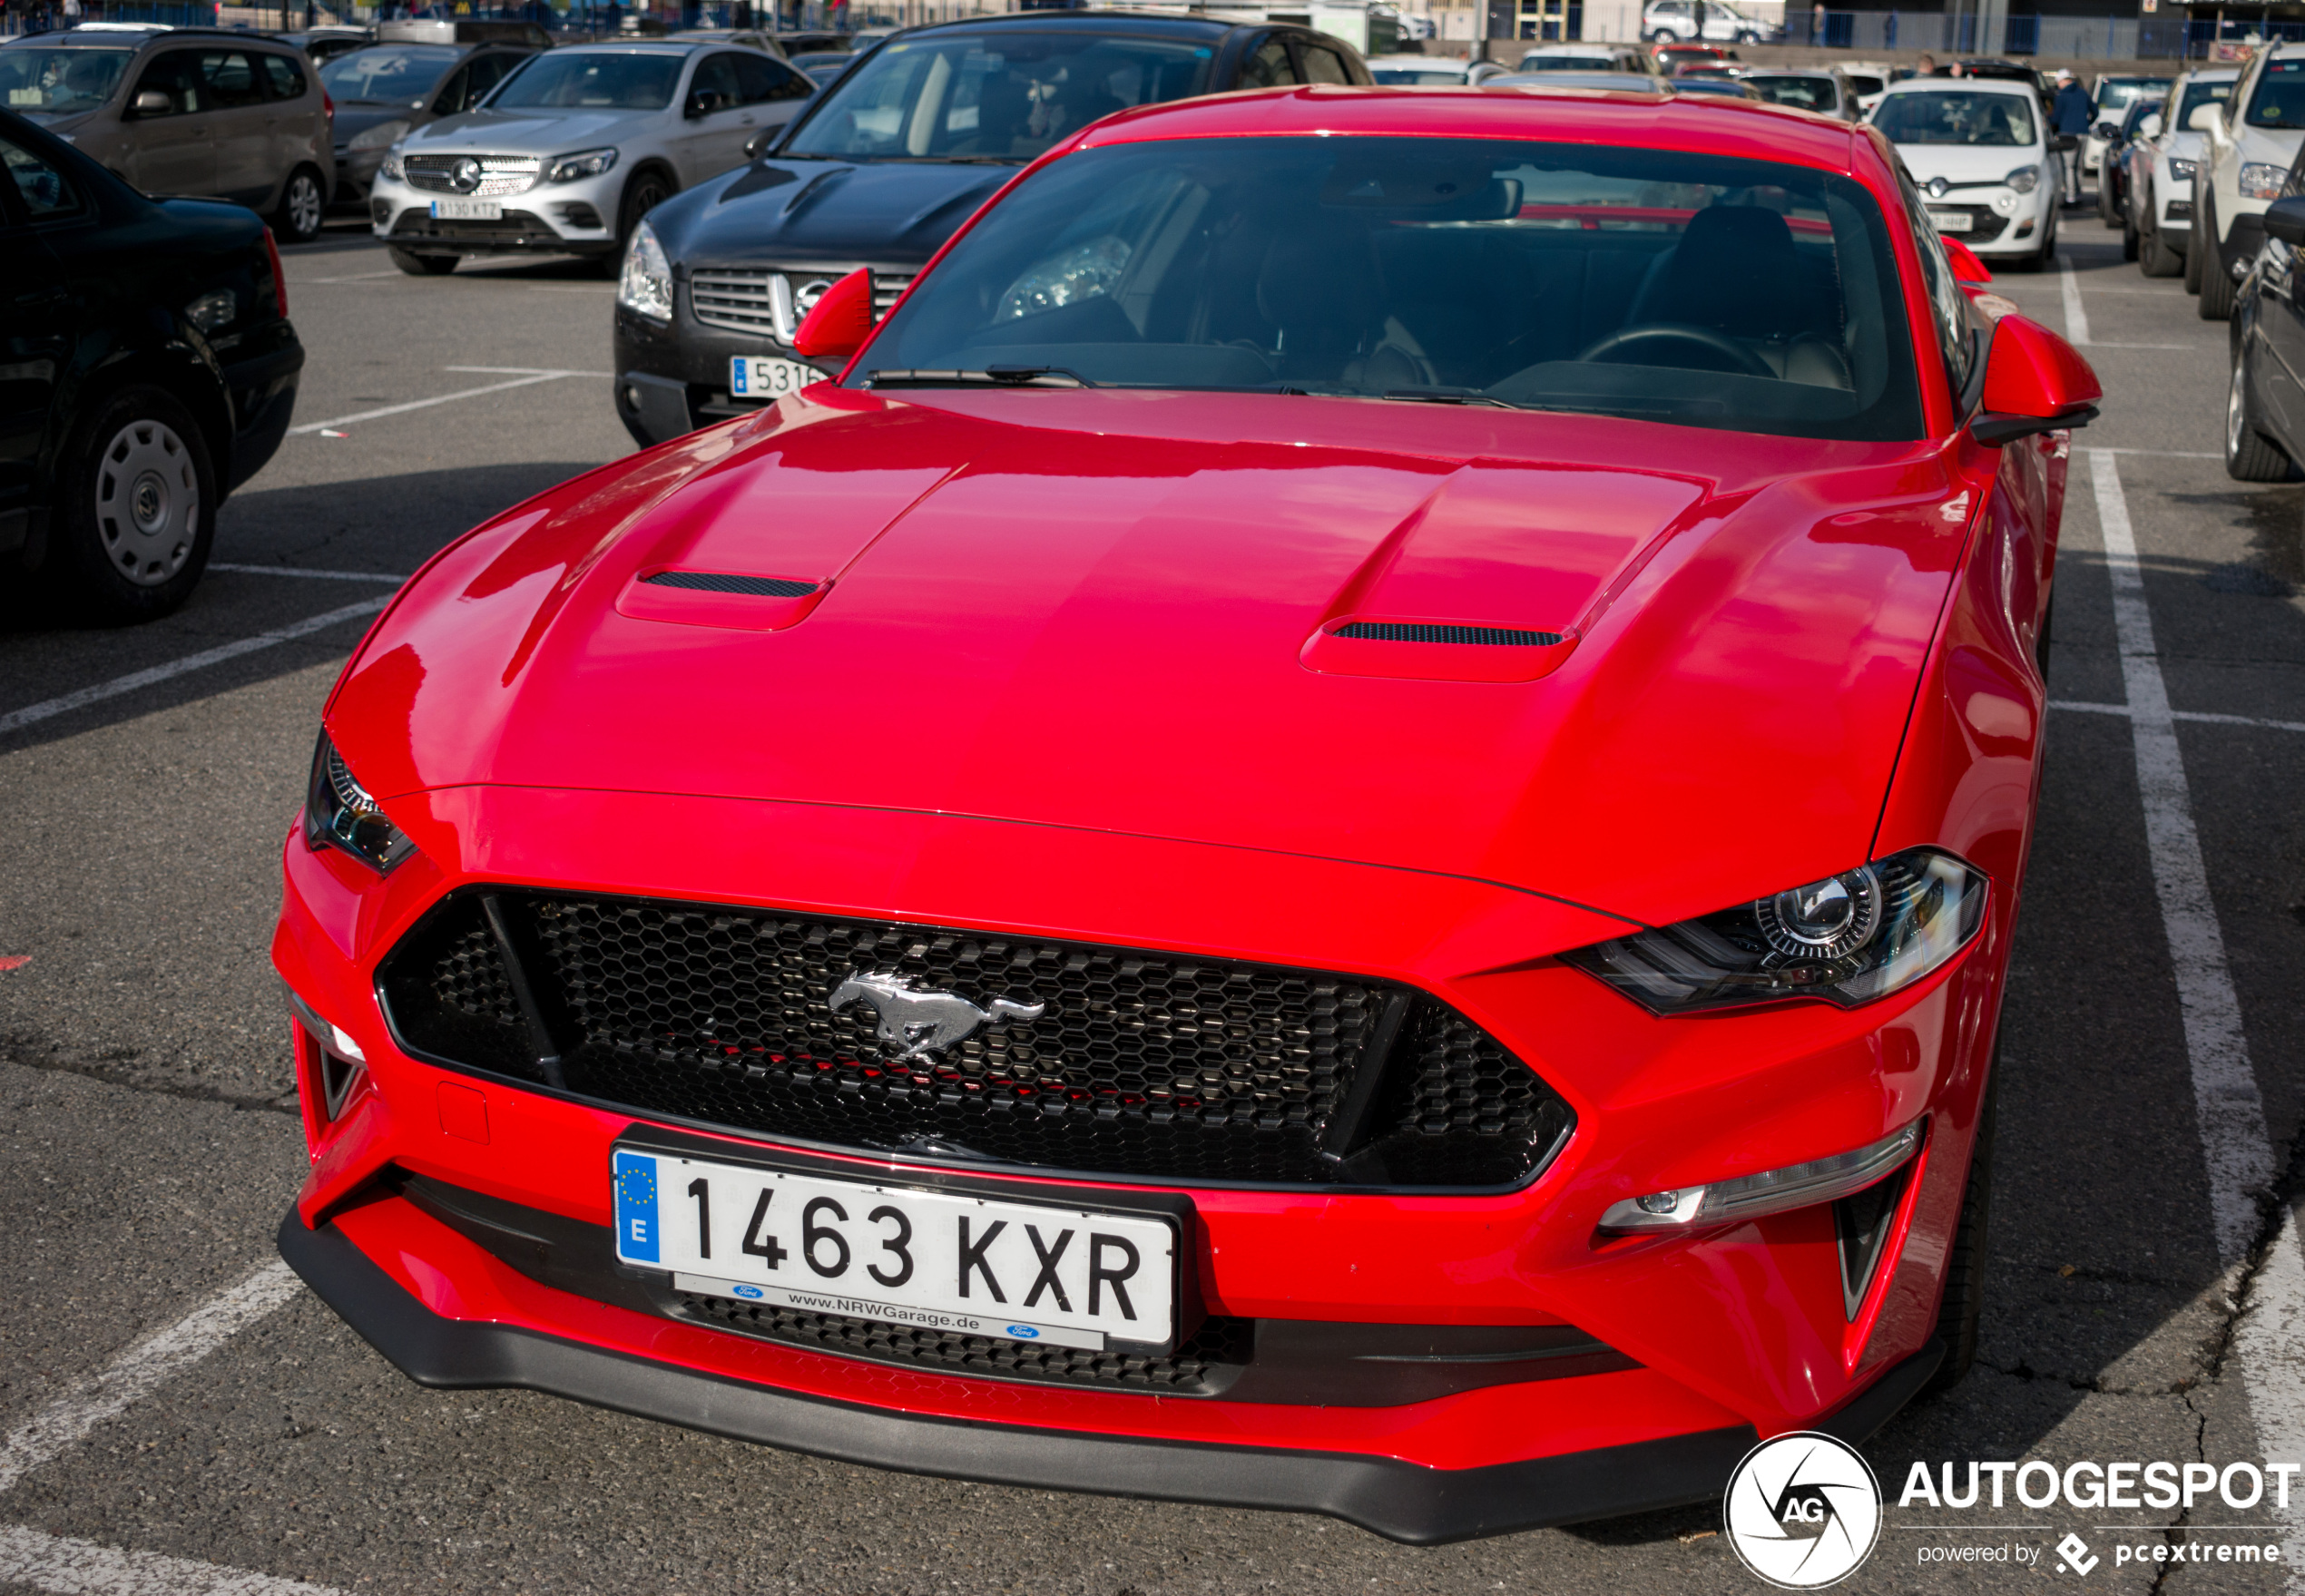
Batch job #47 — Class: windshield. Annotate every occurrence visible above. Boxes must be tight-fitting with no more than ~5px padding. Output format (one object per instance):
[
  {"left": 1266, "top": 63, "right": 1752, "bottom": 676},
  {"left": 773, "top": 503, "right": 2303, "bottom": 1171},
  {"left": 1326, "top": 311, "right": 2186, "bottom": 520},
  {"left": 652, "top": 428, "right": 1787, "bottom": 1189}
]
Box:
[
  {"left": 2246, "top": 58, "right": 2305, "bottom": 130},
  {"left": 0, "top": 46, "right": 132, "bottom": 116},
  {"left": 2095, "top": 76, "right": 2169, "bottom": 111},
  {"left": 783, "top": 31, "right": 1215, "bottom": 161},
  {"left": 1373, "top": 65, "right": 1467, "bottom": 83},
  {"left": 1749, "top": 74, "right": 1837, "bottom": 110},
  {"left": 858, "top": 136, "right": 1922, "bottom": 442},
  {"left": 1874, "top": 90, "right": 2036, "bottom": 145},
  {"left": 1846, "top": 73, "right": 1884, "bottom": 96},
  {"left": 2178, "top": 78, "right": 2233, "bottom": 126},
  {"left": 1516, "top": 55, "right": 1611, "bottom": 72},
  {"left": 319, "top": 44, "right": 457, "bottom": 104},
  {"left": 489, "top": 50, "right": 683, "bottom": 111}
]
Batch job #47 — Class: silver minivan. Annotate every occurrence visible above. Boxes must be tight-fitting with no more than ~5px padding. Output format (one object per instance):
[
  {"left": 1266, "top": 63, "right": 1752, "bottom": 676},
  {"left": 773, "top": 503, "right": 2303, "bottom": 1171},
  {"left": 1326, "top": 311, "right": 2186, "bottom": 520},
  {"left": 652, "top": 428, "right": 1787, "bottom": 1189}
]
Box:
[{"left": 0, "top": 25, "right": 332, "bottom": 242}]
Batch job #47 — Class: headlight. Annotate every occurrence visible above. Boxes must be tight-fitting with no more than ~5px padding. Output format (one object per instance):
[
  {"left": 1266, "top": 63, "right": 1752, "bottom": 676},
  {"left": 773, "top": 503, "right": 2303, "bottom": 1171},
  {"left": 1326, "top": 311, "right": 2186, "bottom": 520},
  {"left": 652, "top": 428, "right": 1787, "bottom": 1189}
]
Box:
[
  {"left": 2169, "top": 156, "right": 2197, "bottom": 181},
  {"left": 2241, "top": 161, "right": 2289, "bottom": 201},
  {"left": 1558, "top": 847, "right": 1986, "bottom": 1014},
  {"left": 617, "top": 218, "right": 673, "bottom": 323},
  {"left": 380, "top": 152, "right": 405, "bottom": 181},
  {"left": 305, "top": 732, "right": 416, "bottom": 873},
  {"left": 2006, "top": 163, "right": 2039, "bottom": 194},
  {"left": 546, "top": 146, "right": 618, "bottom": 184},
  {"left": 348, "top": 119, "right": 409, "bottom": 152}
]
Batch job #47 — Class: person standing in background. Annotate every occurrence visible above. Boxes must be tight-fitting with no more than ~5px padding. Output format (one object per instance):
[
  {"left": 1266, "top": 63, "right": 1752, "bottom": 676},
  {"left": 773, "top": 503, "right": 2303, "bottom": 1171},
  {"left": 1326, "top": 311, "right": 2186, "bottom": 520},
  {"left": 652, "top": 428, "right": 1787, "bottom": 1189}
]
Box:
[{"left": 2051, "top": 67, "right": 2094, "bottom": 203}]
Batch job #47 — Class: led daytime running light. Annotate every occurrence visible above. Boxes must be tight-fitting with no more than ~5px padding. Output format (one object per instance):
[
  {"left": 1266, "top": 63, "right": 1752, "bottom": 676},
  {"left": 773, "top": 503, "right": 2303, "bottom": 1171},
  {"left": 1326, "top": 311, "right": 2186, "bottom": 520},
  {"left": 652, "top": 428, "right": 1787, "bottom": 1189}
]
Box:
[{"left": 1598, "top": 1119, "right": 1925, "bottom": 1234}]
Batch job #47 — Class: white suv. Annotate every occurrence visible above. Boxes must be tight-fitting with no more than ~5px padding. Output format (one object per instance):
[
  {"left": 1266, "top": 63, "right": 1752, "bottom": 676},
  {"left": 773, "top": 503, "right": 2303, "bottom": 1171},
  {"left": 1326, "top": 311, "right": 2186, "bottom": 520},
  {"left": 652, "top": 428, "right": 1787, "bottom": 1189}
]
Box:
[
  {"left": 2190, "top": 43, "right": 2305, "bottom": 319},
  {"left": 2129, "top": 67, "right": 2235, "bottom": 279},
  {"left": 1641, "top": 1, "right": 1782, "bottom": 44}
]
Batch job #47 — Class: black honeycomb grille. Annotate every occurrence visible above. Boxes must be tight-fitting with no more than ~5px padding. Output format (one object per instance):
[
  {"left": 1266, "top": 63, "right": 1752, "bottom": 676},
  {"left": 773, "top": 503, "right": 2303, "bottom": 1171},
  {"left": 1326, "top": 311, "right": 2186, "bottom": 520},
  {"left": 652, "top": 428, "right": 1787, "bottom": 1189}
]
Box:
[
  {"left": 1335, "top": 622, "right": 1564, "bottom": 647},
  {"left": 377, "top": 890, "right": 1573, "bottom": 1190},
  {"left": 674, "top": 1291, "right": 1251, "bottom": 1393},
  {"left": 642, "top": 571, "right": 818, "bottom": 598}
]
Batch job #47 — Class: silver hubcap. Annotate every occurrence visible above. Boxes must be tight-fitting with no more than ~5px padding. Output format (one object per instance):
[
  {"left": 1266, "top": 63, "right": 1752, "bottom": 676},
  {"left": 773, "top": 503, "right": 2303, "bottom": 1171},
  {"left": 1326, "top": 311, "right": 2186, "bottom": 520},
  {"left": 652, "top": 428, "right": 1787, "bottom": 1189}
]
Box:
[
  {"left": 2230, "top": 359, "right": 2250, "bottom": 459},
  {"left": 289, "top": 174, "right": 321, "bottom": 234},
  {"left": 95, "top": 417, "right": 197, "bottom": 586}
]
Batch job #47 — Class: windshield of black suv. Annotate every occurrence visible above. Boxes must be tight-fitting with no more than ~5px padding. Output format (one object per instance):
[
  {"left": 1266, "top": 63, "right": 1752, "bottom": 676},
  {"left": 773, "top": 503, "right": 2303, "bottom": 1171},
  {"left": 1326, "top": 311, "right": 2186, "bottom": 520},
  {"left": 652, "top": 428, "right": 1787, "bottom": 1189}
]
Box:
[
  {"left": 856, "top": 135, "right": 1924, "bottom": 442},
  {"left": 781, "top": 31, "right": 1216, "bottom": 162},
  {"left": 488, "top": 49, "right": 683, "bottom": 112},
  {"left": 2246, "top": 58, "right": 2305, "bottom": 129},
  {"left": 0, "top": 45, "right": 134, "bottom": 117},
  {"left": 319, "top": 44, "right": 457, "bottom": 105},
  {"left": 1747, "top": 73, "right": 1839, "bottom": 111},
  {"left": 1874, "top": 89, "right": 2036, "bottom": 145}
]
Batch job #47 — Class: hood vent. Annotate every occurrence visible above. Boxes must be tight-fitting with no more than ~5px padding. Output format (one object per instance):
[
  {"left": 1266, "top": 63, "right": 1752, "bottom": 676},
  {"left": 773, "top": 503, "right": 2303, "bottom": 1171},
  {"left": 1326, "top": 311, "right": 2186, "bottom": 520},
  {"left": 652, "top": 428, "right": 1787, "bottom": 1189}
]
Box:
[
  {"left": 642, "top": 571, "right": 819, "bottom": 598},
  {"left": 1336, "top": 622, "right": 1564, "bottom": 648}
]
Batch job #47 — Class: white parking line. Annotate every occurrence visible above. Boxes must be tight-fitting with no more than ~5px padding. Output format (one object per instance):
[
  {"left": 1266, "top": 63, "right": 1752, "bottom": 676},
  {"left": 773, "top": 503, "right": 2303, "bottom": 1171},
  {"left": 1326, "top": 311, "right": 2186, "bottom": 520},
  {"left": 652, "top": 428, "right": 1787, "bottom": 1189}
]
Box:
[
  {"left": 289, "top": 369, "right": 594, "bottom": 436},
  {"left": 2051, "top": 699, "right": 2305, "bottom": 735},
  {"left": 297, "top": 269, "right": 404, "bottom": 284},
  {"left": 0, "top": 596, "right": 389, "bottom": 739},
  {"left": 209, "top": 563, "right": 408, "bottom": 584},
  {"left": 2088, "top": 450, "right": 2305, "bottom": 1572},
  {"left": 0, "top": 1524, "right": 350, "bottom": 1596},
  {"left": 0, "top": 1262, "right": 301, "bottom": 1494},
  {"left": 444, "top": 365, "right": 613, "bottom": 377},
  {"left": 2061, "top": 261, "right": 2094, "bottom": 346},
  {"left": 2090, "top": 446, "right": 2223, "bottom": 459}
]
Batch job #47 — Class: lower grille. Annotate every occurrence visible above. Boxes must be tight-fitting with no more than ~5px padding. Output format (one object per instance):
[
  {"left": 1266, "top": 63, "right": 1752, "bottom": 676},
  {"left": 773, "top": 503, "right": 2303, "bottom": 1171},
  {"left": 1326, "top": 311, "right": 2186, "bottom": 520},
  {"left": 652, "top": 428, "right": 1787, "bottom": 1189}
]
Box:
[
  {"left": 378, "top": 889, "right": 1573, "bottom": 1190},
  {"left": 677, "top": 1290, "right": 1252, "bottom": 1393},
  {"left": 403, "top": 153, "right": 540, "bottom": 196},
  {"left": 689, "top": 266, "right": 915, "bottom": 339},
  {"left": 391, "top": 208, "right": 552, "bottom": 241}
]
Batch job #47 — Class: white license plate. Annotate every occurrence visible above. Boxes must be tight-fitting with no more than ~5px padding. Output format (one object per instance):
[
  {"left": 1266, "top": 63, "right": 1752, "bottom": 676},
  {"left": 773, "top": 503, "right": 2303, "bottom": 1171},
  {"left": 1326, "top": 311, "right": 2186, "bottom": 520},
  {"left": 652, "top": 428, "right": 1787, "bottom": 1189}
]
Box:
[
  {"left": 613, "top": 1148, "right": 1180, "bottom": 1352},
  {"left": 1927, "top": 209, "right": 1974, "bottom": 233},
  {"left": 730, "top": 355, "right": 821, "bottom": 399},
  {"left": 428, "top": 199, "right": 502, "bottom": 220}
]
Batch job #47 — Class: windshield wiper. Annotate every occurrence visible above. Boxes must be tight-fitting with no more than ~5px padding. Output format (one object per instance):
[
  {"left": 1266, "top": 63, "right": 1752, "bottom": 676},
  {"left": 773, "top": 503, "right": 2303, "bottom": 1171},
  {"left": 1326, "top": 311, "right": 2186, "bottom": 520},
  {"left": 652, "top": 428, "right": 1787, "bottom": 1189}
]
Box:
[
  {"left": 1380, "top": 385, "right": 1524, "bottom": 409},
  {"left": 863, "top": 366, "right": 1092, "bottom": 389}
]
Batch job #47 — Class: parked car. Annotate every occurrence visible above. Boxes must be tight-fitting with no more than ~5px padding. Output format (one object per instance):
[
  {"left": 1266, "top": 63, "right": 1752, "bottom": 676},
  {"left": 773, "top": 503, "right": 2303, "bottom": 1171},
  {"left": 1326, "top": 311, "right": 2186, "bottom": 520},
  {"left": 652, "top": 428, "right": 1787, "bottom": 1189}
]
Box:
[
  {"left": 1741, "top": 67, "right": 1858, "bottom": 119},
  {"left": 772, "top": 30, "right": 852, "bottom": 54},
  {"left": 279, "top": 78, "right": 2097, "bottom": 1544},
  {"left": 276, "top": 26, "right": 374, "bottom": 66},
  {"left": 1837, "top": 58, "right": 1894, "bottom": 114},
  {"left": 1488, "top": 70, "right": 1671, "bottom": 93},
  {"left": 1872, "top": 76, "right": 2057, "bottom": 269},
  {"left": 788, "top": 50, "right": 856, "bottom": 88},
  {"left": 1367, "top": 53, "right": 1508, "bottom": 85},
  {"left": 2083, "top": 73, "right": 2172, "bottom": 177},
  {"left": 320, "top": 37, "right": 541, "bottom": 205},
  {"left": 1514, "top": 44, "right": 1658, "bottom": 75},
  {"left": 2126, "top": 67, "right": 2235, "bottom": 277},
  {"left": 1653, "top": 42, "right": 1730, "bottom": 74},
  {"left": 1642, "top": 0, "right": 1780, "bottom": 44},
  {"left": 613, "top": 9, "right": 1373, "bottom": 446},
  {"left": 2190, "top": 43, "right": 2305, "bottom": 319},
  {"left": 368, "top": 40, "right": 816, "bottom": 277},
  {"left": 1672, "top": 74, "right": 1761, "bottom": 100},
  {"left": 2096, "top": 93, "right": 2163, "bottom": 234},
  {"left": 2226, "top": 187, "right": 2305, "bottom": 478},
  {"left": 0, "top": 108, "right": 301, "bottom": 621},
  {"left": 0, "top": 25, "right": 333, "bottom": 244},
  {"left": 665, "top": 27, "right": 789, "bottom": 55}
]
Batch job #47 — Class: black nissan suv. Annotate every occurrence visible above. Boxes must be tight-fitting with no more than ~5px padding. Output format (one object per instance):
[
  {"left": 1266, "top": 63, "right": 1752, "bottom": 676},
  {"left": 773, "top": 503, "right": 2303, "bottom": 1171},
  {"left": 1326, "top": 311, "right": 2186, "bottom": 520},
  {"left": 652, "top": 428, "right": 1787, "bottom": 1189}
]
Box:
[
  {"left": 1, "top": 108, "right": 303, "bottom": 622},
  {"left": 610, "top": 9, "right": 1372, "bottom": 446}
]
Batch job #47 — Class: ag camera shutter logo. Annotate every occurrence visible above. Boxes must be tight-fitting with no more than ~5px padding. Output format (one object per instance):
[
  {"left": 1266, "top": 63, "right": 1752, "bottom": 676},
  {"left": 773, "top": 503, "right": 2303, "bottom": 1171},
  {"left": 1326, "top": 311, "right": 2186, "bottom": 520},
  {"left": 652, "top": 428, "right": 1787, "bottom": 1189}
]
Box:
[{"left": 1723, "top": 1432, "right": 1883, "bottom": 1588}]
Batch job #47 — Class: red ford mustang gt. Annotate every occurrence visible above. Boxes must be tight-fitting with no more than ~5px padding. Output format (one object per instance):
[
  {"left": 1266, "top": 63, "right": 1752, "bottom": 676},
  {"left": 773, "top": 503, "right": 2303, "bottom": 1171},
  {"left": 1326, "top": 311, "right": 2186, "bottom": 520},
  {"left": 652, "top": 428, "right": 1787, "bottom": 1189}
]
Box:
[{"left": 274, "top": 83, "right": 2099, "bottom": 1542}]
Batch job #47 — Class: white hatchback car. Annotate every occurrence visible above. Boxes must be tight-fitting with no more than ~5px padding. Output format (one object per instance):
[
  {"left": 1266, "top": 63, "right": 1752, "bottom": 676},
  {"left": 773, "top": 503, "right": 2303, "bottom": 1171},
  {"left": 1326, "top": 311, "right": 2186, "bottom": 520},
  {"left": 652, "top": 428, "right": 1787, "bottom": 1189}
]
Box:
[
  {"left": 368, "top": 40, "right": 814, "bottom": 276},
  {"left": 1870, "top": 77, "right": 2056, "bottom": 269}
]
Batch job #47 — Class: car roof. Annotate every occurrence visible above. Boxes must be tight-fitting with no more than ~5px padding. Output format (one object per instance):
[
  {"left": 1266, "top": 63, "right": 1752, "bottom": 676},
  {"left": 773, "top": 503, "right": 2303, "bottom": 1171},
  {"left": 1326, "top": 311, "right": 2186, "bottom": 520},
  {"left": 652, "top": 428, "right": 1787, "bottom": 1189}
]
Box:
[
  {"left": 1075, "top": 83, "right": 1859, "bottom": 170},
  {"left": 545, "top": 40, "right": 713, "bottom": 54},
  {"left": 895, "top": 8, "right": 1241, "bottom": 38},
  {"left": 1880, "top": 75, "right": 2035, "bottom": 95},
  {"left": 6, "top": 25, "right": 298, "bottom": 48},
  {"left": 1743, "top": 66, "right": 1837, "bottom": 76}
]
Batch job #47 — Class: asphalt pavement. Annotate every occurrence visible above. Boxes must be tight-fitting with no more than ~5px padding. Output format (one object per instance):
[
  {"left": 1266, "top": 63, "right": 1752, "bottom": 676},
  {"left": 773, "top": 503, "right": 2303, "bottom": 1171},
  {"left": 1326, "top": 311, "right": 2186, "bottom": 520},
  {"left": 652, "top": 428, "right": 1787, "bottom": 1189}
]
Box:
[{"left": 0, "top": 207, "right": 2301, "bottom": 1595}]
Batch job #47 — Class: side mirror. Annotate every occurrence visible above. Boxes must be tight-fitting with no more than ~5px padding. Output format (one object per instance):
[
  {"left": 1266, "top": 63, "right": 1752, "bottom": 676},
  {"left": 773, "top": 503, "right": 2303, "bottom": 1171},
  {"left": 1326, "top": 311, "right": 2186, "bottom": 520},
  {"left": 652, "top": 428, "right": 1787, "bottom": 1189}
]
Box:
[
  {"left": 685, "top": 88, "right": 728, "bottom": 119},
  {"left": 1942, "top": 236, "right": 1993, "bottom": 285},
  {"left": 2139, "top": 112, "right": 2163, "bottom": 138},
  {"left": 1970, "top": 313, "right": 2103, "bottom": 446},
  {"left": 2190, "top": 102, "right": 2222, "bottom": 132},
  {"left": 744, "top": 126, "right": 774, "bottom": 160},
  {"left": 790, "top": 265, "right": 875, "bottom": 361},
  {"left": 2264, "top": 193, "right": 2305, "bottom": 245},
  {"left": 131, "top": 88, "right": 172, "bottom": 116},
  {"left": 2095, "top": 118, "right": 2120, "bottom": 138}
]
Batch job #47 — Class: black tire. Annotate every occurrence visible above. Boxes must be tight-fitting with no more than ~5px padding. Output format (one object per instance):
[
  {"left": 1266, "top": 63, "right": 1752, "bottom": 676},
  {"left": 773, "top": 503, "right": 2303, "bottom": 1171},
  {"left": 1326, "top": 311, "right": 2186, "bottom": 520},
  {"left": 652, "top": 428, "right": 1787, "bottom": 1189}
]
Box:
[
  {"left": 1920, "top": 1056, "right": 1996, "bottom": 1397},
  {"left": 2123, "top": 213, "right": 2141, "bottom": 260},
  {"left": 44, "top": 385, "right": 216, "bottom": 624},
  {"left": 2099, "top": 172, "right": 2120, "bottom": 227},
  {"left": 602, "top": 169, "right": 674, "bottom": 278},
  {"left": 1653, "top": 28, "right": 1679, "bottom": 42},
  {"left": 2186, "top": 195, "right": 2208, "bottom": 292},
  {"left": 2201, "top": 230, "right": 2238, "bottom": 319},
  {"left": 2226, "top": 344, "right": 2296, "bottom": 481},
  {"left": 273, "top": 164, "right": 326, "bottom": 245},
  {"left": 2141, "top": 212, "right": 2184, "bottom": 278},
  {"left": 387, "top": 245, "right": 458, "bottom": 276}
]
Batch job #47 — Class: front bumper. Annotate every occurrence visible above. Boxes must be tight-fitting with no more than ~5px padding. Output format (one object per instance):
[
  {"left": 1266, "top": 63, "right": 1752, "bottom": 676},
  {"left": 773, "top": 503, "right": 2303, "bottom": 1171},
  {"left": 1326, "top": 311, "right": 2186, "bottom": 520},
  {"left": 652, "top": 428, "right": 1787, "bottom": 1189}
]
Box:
[
  {"left": 273, "top": 775, "right": 2002, "bottom": 1527},
  {"left": 280, "top": 1203, "right": 1942, "bottom": 1542},
  {"left": 368, "top": 167, "right": 621, "bottom": 257},
  {"left": 1924, "top": 186, "right": 2045, "bottom": 257}
]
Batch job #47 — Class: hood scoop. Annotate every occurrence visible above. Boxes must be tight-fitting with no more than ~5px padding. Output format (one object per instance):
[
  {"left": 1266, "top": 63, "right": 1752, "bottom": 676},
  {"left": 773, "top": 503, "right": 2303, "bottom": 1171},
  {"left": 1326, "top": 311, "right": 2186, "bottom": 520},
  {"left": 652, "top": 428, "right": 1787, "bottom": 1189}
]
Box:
[
  {"left": 1305, "top": 615, "right": 1578, "bottom": 682},
  {"left": 617, "top": 568, "right": 829, "bottom": 631},
  {"left": 1334, "top": 621, "right": 1564, "bottom": 647}
]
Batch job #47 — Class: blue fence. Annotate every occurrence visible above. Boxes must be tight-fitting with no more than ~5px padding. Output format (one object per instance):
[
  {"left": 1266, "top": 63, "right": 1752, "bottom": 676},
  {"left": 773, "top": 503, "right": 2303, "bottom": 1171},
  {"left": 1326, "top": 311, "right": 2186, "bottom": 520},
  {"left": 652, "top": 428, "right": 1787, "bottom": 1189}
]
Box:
[{"left": 1809, "top": 9, "right": 2244, "bottom": 58}]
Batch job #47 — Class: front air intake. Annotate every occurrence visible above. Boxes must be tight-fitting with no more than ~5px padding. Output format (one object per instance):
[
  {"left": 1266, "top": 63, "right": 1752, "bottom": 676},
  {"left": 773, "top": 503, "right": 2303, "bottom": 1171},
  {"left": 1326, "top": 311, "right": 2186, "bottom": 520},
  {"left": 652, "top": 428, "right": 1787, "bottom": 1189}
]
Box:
[
  {"left": 642, "top": 571, "right": 819, "bottom": 598},
  {"left": 1334, "top": 622, "right": 1564, "bottom": 647}
]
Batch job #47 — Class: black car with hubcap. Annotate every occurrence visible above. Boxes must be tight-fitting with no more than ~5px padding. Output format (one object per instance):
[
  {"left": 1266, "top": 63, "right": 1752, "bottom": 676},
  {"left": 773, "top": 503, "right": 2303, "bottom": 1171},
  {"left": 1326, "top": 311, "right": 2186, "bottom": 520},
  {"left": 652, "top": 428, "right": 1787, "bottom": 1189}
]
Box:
[
  {"left": 0, "top": 109, "right": 303, "bottom": 622},
  {"left": 2222, "top": 193, "right": 2305, "bottom": 481}
]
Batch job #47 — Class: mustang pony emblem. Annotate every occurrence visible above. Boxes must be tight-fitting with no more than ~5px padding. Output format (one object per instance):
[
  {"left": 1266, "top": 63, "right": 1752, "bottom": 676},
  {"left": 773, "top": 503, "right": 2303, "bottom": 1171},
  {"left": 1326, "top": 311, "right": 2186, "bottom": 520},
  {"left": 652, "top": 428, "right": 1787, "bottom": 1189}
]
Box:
[{"left": 829, "top": 972, "right": 1045, "bottom": 1060}]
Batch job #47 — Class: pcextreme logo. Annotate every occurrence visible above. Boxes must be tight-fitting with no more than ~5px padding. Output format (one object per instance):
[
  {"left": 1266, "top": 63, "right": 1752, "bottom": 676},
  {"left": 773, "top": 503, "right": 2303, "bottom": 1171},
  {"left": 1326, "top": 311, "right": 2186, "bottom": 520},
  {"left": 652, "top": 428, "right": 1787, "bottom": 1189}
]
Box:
[{"left": 1723, "top": 1433, "right": 1884, "bottom": 1589}]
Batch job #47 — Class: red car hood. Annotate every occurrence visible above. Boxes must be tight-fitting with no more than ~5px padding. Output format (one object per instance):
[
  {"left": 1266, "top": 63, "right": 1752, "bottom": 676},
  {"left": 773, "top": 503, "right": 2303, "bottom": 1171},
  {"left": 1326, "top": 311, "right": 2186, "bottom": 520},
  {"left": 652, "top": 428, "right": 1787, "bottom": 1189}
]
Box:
[{"left": 334, "top": 387, "right": 1969, "bottom": 930}]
